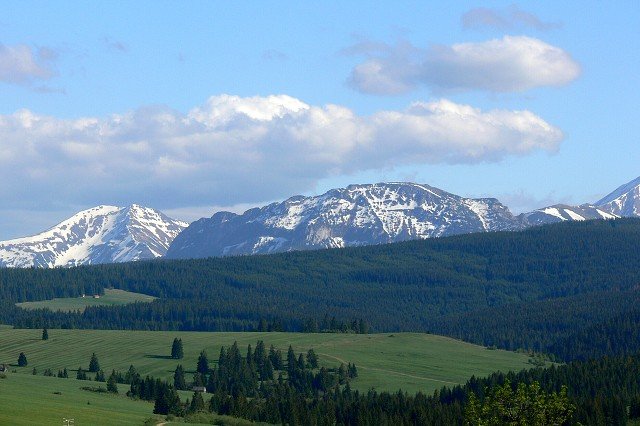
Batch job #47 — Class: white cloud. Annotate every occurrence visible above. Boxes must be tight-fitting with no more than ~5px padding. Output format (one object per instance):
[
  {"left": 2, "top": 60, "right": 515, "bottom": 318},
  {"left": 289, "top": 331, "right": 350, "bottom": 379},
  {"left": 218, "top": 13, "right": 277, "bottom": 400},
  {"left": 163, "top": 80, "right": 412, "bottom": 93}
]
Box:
[
  {"left": 462, "top": 5, "right": 562, "bottom": 31},
  {"left": 0, "top": 43, "right": 57, "bottom": 85},
  {"left": 0, "top": 95, "right": 563, "bottom": 211},
  {"left": 347, "top": 36, "right": 580, "bottom": 95}
]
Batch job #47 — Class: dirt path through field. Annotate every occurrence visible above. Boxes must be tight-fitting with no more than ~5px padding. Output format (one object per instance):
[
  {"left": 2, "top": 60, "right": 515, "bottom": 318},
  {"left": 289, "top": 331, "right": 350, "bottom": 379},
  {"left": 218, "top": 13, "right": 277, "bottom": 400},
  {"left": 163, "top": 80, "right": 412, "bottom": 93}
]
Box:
[{"left": 317, "top": 352, "right": 458, "bottom": 385}]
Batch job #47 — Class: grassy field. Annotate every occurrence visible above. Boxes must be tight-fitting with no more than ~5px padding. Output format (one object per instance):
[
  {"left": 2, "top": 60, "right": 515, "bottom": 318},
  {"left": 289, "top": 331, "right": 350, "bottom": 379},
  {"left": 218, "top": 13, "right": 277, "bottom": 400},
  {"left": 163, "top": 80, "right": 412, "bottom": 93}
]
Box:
[
  {"left": 15, "top": 289, "right": 156, "bottom": 312},
  {"left": 0, "top": 329, "right": 539, "bottom": 395},
  {"left": 0, "top": 373, "right": 254, "bottom": 426},
  {"left": 0, "top": 373, "right": 155, "bottom": 425}
]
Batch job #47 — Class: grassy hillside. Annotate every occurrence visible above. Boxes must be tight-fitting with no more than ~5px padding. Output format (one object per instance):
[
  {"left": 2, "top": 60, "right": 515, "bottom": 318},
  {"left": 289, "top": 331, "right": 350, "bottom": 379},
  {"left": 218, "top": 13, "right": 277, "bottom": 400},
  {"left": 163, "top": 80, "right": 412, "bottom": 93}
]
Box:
[
  {"left": 0, "top": 329, "right": 536, "bottom": 394},
  {"left": 0, "top": 373, "right": 154, "bottom": 426},
  {"left": 16, "top": 288, "right": 155, "bottom": 312},
  {"left": 0, "top": 374, "right": 253, "bottom": 426}
]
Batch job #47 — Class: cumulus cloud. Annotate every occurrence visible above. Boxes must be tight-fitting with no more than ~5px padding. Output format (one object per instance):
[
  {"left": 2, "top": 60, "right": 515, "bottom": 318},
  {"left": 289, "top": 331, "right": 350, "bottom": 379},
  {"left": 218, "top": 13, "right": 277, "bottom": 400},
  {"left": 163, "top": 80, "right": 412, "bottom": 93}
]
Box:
[
  {"left": 347, "top": 36, "right": 580, "bottom": 95},
  {"left": 0, "top": 43, "right": 57, "bottom": 85},
  {"left": 0, "top": 95, "right": 563, "bottom": 211},
  {"left": 462, "top": 5, "right": 562, "bottom": 31}
]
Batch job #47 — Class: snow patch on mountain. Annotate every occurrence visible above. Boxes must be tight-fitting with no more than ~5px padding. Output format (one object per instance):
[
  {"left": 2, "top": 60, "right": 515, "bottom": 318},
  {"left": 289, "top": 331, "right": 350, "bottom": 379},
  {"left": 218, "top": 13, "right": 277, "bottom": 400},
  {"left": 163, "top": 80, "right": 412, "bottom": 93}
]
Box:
[
  {"left": 166, "top": 182, "right": 520, "bottom": 259},
  {"left": 0, "top": 205, "right": 187, "bottom": 268}
]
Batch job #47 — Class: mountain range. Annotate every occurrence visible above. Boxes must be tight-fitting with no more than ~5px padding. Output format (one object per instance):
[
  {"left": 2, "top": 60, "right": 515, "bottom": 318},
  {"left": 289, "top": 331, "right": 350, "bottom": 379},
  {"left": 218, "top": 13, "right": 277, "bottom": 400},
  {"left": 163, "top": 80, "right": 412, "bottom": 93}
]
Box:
[
  {"left": 1, "top": 176, "right": 638, "bottom": 267},
  {"left": 166, "top": 176, "right": 639, "bottom": 259},
  {"left": 0, "top": 205, "right": 187, "bottom": 267}
]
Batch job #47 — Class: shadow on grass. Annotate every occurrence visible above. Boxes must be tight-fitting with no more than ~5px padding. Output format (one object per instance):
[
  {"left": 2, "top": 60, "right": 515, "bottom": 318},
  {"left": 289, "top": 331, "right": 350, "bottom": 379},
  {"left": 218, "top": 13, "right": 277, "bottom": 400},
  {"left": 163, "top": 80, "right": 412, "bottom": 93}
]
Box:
[{"left": 144, "top": 354, "right": 174, "bottom": 360}]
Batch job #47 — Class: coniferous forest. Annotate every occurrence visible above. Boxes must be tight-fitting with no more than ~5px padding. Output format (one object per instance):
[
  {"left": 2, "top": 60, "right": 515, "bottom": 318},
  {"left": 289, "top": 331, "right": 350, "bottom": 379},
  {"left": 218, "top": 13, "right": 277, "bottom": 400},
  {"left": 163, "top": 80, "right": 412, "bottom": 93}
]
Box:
[
  {"left": 2, "top": 219, "right": 640, "bottom": 362},
  {"left": 3, "top": 219, "right": 640, "bottom": 423}
]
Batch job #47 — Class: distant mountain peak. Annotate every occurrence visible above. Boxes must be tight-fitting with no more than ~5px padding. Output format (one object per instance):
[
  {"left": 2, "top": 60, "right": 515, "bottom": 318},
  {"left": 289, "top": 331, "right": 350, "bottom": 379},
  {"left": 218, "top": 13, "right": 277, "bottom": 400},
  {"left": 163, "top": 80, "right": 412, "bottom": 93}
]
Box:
[
  {"left": 0, "top": 205, "right": 187, "bottom": 268},
  {"left": 595, "top": 176, "right": 640, "bottom": 217},
  {"left": 166, "top": 181, "right": 520, "bottom": 259}
]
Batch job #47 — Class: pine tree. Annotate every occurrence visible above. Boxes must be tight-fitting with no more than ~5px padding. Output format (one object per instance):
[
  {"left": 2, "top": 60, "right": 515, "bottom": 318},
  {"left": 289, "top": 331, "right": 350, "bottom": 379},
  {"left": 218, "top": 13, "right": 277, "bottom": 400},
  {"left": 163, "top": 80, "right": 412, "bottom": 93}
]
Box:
[
  {"left": 171, "top": 338, "right": 184, "bottom": 359},
  {"left": 76, "top": 367, "right": 87, "bottom": 380},
  {"left": 189, "top": 390, "right": 205, "bottom": 413},
  {"left": 287, "top": 346, "right": 296, "bottom": 374},
  {"left": 107, "top": 370, "right": 118, "bottom": 393},
  {"left": 95, "top": 370, "right": 105, "bottom": 382},
  {"left": 153, "top": 391, "right": 169, "bottom": 415},
  {"left": 41, "top": 328, "right": 48, "bottom": 340},
  {"left": 17, "top": 352, "right": 27, "bottom": 367},
  {"left": 89, "top": 352, "right": 100, "bottom": 372},
  {"left": 196, "top": 350, "right": 209, "bottom": 375},
  {"left": 174, "top": 364, "right": 186, "bottom": 390},
  {"left": 306, "top": 349, "right": 319, "bottom": 369}
]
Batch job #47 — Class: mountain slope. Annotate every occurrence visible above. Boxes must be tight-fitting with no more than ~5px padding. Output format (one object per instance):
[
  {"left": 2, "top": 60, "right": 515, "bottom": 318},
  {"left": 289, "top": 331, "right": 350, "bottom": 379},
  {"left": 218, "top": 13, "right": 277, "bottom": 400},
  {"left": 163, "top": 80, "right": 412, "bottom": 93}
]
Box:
[
  {"left": 519, "top": 175, "right": 640, "bottom": 225},
  {"left": 0, "top": 205, "right": 187, "bottom": 267},
  {"left": 519, "top": 203, "right": 617, "bottom": 226},
  {"left": 166, "top": 182, "right": 521, "bottom": 259},
  {"left": 595, "top": 176, "right": 640, "bottom": 217}
]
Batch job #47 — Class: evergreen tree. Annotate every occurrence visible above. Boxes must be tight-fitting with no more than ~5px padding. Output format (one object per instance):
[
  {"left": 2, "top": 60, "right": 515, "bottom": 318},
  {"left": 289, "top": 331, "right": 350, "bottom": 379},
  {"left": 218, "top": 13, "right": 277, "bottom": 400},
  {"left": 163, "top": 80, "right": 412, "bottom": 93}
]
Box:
[
  {"left": 153, "top": 391, "right": 169, "bottom": 415},
  {"left": 286, "top": 346, "right": 296, "bottom": 374},
  {"left": 41, "top": 328, "right": 48, "bottom": 340},
  {"left": 306, "top": 349, "right": 318, "bottom": 369},
  {"left": 171, "top": 337, "right": 184, "bottom": 359},
  {"left": 31, "top": 367, "right": 37, "bottom": 375},
  {"left": 258, "top": 318, "right": 268, "bottom": 332},
  {"left": 196, "top": 350, "right": 209, "bottom": 375},
  {"left": 89, "top": 352, "right": 100, "bottom": 372},
  {"left": 17, "top": 352, "right": 27, "bottom": 367},
  {"left": 189, "top": 391, "right": 205, "bottom": 413},
  {"left": 174, "top": 364, "right": 186, "bottom": 390},
  {"left": 76, "top": 367, "right": 87, "bottom": 380},
  {"left": 107, "top": 370, "right": 118, "bottom": 393},
  {"left": 95, "top": 370, "right": 105, "bottom": 382},
  {"left": 124, "top": 365, "right": 138, "bottom": 384}
]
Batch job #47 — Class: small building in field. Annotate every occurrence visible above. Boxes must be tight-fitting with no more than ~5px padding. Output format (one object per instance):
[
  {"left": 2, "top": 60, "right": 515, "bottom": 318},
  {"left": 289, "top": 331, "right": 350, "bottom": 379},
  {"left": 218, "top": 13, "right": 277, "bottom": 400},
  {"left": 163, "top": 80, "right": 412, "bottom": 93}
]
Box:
[
  {"left": 93, "top": 294, "right": 100, "bottom": 299},
  {"left": 0, "top": 364, "right": 8, "bottom": 372},
  {"left": 192, "top": 386, "right": 206, "bottom": 392}
]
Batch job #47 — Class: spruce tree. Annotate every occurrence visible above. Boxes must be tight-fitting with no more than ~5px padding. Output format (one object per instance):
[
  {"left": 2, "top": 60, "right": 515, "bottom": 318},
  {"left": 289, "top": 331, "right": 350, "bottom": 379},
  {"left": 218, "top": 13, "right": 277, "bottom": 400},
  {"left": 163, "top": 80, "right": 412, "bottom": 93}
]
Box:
[
  {"left": 174, "top": 364, "right": 186, "bottom": 390},
  {"left": 41, "top": 328, "right": 48, "bottom": 340},
  {"left": 189, "top": 391, "right": 205, "bottom": 413},
  {"left": 17, "top": 352, "right": 27, "bottom": 367},
  {"left": 106, "top": 370, "right": 118, "bottom": 393},
  {"left": 89, "top": 353, "right": 100, "bottom": 372},
  {"left": 95, "top": 370, "right": 105, "bottom": 382},
  {"left": 196, "top": 350, "right": 209, "bottom": 375},
  {"left": 306, "top": 349, "right": 319, "bottom": 369},
  {"left": 171, "top": 338, "right": 184, "bottom": 359},
  {"left": 76, "top": 367, "right": 87, "bottom": 380}
]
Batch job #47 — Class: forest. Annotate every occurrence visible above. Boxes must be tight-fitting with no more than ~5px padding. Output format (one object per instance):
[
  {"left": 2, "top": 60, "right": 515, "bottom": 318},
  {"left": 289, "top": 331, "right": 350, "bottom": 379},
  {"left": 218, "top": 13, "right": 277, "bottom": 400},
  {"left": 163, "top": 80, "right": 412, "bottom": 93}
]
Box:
[{"left": 2, "top": 218, "right": 640, "bottom": 362}]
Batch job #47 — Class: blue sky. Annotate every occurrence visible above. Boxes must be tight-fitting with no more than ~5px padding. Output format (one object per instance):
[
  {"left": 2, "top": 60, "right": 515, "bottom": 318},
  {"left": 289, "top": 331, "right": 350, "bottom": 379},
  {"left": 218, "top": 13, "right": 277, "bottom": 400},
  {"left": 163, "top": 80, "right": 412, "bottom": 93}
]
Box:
[{"left": 0, "top": 1, "right": 639, "bottom": 239}]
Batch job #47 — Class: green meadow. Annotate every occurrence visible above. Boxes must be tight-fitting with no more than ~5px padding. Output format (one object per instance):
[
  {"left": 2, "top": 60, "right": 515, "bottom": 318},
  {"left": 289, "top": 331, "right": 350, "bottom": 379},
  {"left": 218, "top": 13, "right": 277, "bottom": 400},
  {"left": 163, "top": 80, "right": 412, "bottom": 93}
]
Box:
[
  {"left": 0, "top": 373, "right": 153, "bottom": 425},
  {"left": 15, "top": 288, "right": 156, "bottom": 312},
  {"left": 0, "top": 329, "right": 537, "bottom": 395}
]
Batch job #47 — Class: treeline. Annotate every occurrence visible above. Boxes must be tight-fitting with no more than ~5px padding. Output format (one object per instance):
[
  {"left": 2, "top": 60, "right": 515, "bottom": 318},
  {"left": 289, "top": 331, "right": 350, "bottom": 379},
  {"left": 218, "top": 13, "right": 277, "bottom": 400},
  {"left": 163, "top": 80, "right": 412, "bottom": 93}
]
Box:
[
  {"left": 127, "top": 346, "right": 640, "bottom": 425},
  {"left": 4, "top": 219, "right": 640, "bottom": 360}
]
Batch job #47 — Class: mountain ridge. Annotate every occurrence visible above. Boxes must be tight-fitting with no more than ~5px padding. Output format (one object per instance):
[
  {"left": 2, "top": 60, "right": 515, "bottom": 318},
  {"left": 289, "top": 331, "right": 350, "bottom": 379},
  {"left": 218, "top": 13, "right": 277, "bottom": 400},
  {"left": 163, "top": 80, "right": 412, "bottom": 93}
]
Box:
[
  {"left": 0, "top": 204, "right": 187, "bottom": 268},
  {"left": 167, "top": 176, "right": 640, "bottom": 260}
]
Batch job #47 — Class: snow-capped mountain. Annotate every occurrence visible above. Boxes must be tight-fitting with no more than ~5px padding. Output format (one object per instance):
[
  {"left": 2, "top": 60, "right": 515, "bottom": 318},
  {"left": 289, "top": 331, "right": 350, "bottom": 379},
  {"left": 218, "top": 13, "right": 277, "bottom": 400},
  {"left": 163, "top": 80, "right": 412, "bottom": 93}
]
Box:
[
  {"left": 518, "top": 175, "right": 640, "bottom": 225},
  {"left": 166, "top": 182, "right": 521, "bottom": 259},
  {"left": 0, "top": 205, "right": 188, "bottom": 268},
  {"left": 595, "top": 176, "right": 640, "bottom": 217},
  {"left": 520, "top": 204, "right": 617, "bottom": 226}
]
